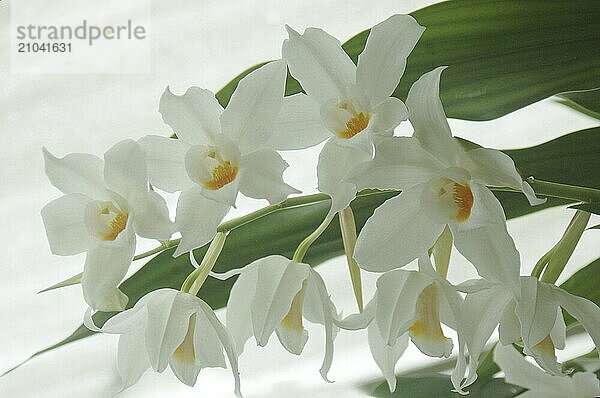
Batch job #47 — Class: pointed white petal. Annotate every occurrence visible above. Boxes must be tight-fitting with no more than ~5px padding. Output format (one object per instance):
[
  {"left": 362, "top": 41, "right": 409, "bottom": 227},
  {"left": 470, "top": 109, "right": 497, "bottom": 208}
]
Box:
[
  {"left": 42, "top": 147, "right": 107, "bottom": 199},
  {"left": 451, "top": 223, "right": 520, "bottom": 295},
  {"left": 461, "top": 148, "right": 545, "bottom": 205},
  {"left": 344, "top": 136, "right": 444, "bottom": 191},
  {"left": 138, "top": 135, "right": 193, "bottom": 193},
  {"left": 355, "top": 185, "right": 445, "bottom": 272},
  {"left": 220, "top": 61, "right": 286, "bottom": 153},
  {"left": 226, "top": 264, "right": 258, "bottom": 355},
  {"left": 173, "top": 187, "right": 230, "bottom": 257},
  {"left": 499, "top": 300, "right": 521, "bottom": 345},
  {"left": 282, "top": 26, "right": 355, "bottom": 102},
  {"left": 375, "top": 269, "right": 433, "bottom": 346},
  {"left": 493, "top": 344, "right": 570, "bottom": 396},
  {"left": 159, "top": 86, "right": 222, "bottom": 145},
  {"left": 551, "top": 285, "right": 600, "bottom": 353},
  {"left": 169, "top": 355, "right": 202, "bottom": 387},
  {"left": 129, "top": 190, "right": 173, "bottom": 240},
  {"left": 518, "top": 277, "right": 559, "bottom": 348},
  {"left": 143, "top": 290, "right": 198, "bottom": 372},
  {"left": 81, "top": 233, "right": 136, "bottom": 311},
  {"left": 369, "top": 97, "right": 408, "bottom": 133},
  {"left": 239, "top": 148, "right": 300, "bottom": 204},
  {"left": 117, "top": 328, "right": 151, "bottom": 390},
  {"left": 356, "top": 14, "right": 424, "bottom": 105},
  {"left": 39, "top": 272, "right": 83, "bottom": 294},
  {"left": 193, "top": 310, "right": 227, "bottom": 368},
  {"left": 99, "top": 303, "right": 148, "bottom": 334},
  {"left": 269, "top": 93, "right": 330, "bottom": 150},
  {"left": 406, "top": 67, "right": 462, "bottom": 166},
  {"left": 196, "top": 299, "right": 243, "bottom": 397},
  {"left": 103, "top": 139, "right": 148, "bottom": 200},
  {"left": 550, "top": 308, "right": 566, "bottom": 350},
  {"left": 368, "top": 323, "right": 409, "bottom": 392},
  {"left": 250, "top": 256, "right": 310, "bottom": 347},
  {"left": 317, "top": 140, "right": 370, "bottom": 216},
  {"left": 41, "top": 193, "right": 95, "bottom": 255},
  {"left": 307, "top": 269, "right": 336, "bottom": 382},
  {"left": 275, "top": 323, "right": 309, "bottom": 355},
  {"left": 334, "top": 298, "right": 376, "bottom": 331}
]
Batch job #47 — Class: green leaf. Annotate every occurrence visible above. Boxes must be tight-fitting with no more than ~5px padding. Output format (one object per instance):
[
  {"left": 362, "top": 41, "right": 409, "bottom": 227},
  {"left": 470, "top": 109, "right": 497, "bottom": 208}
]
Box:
[
  {"left": 560, "top": 257, "right": 600, "bottom": 325},
  {"left": 216, "top": 0, "right": 600, "bottom": 121},
  {"left": 569, "top": 202, "right": 600, "bottom": 216},
  {"left": 370, "top": 374, "right": 524, "bottom": 398},
  {"left": 558, "top": 88, "right": 600, "bottom": 120}
]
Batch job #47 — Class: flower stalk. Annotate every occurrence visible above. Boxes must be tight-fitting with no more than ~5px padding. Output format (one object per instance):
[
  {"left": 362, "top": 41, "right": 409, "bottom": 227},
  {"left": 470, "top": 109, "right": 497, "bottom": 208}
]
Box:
[
  {"left": 339, "top": 206, "right": 364, "bottom": 312},
  {"left": 292, "top": 215, "right": 335, "bottom": 263},
  {"left": 181, "top": 232, "right": 228, "bottom": 296}
]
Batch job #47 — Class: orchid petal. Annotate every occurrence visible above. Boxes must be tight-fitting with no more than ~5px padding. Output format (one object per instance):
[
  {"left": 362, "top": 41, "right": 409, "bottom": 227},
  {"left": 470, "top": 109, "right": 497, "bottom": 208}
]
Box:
[
  {"left": 283, "top": 26, "right": 355, "bottom": 102},
  {"left": 81, "top": 232, "right": 136, "bottom": 311},
  {"left": 355, "top": 185, "right": 445, "bottom": 272},
  {"left": 369, "top": 97, "right": 409, "bottom": 134},
  {"left": 225, "top": 264, "right": 258, "bottom": 355},
  {"left": 173, "top": 187, "right": 230, "bottom": 257},
  {"left": 356, "top": 14, "right": 424, "bottom": 105},
  {"left": 117, "top": 328, "right": 151, "bottom": 390},
  {"left": 138, "top": 135, "right": 193, "bottom": 193},
  {"left": 220, "top": 61, "right": 286, "bottom": 153},
  {"left": 317, "top": 139, "right": 370, "bottom": 217},
  {"left": 103, "top": 139, "right": 148, "bottom": 200},
  {"left": 239, "top": 148, "right": 300, "bottom": 204},
  {"left": 130, "top": 190, "right": 174, "bottom": 241},
  {"left": 518, "top": 277, "right": 559, "bottom": 348},
  {"left": 41, "top": 193, "right": 95, "bottom": 255},
  {"left": 42, "top": 147, "right": 107, "bottom": 199},
  {"left": 368, "top": 323, "right": 409, "bottom": 392},
  {"left": 159, "top": 86, "right": 222, "bottom": 145},
  {"left": 406, "top": 67, "right": 462, "bottom": 166},
  {"left": 307, "top": 268, "right": 336, "bottom": 382},
  {"left": 270, "top": 93, "right": 330, "bottom": 150},
  {"left": 344, "top": 136, "right": 444, "bottom": 191}
]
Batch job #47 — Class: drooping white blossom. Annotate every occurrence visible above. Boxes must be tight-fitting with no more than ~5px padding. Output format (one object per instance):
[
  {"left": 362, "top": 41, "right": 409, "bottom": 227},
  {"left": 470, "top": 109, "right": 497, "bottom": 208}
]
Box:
[
  {"left": 41, "top": 140, "right": 174, "bottom": 311},
  {"left": 140, "top": 60, "right": 299, "bottom": 257},
  {"left": 217, "top": 255, "right": 337, "bottom": 381},
  {"left": 494, "top": 344, "right": 600, "bottom": 398},
  {"left": 349, "top": 67, "right": 545, "bottom": 291},
  {"left": 458, "top": 276, "right": 600, "bottom": 387},
  {"left": 85, "top": 288, "right": 241, "bottom": 396},
  {"left": 278, "top": 15, "right": 425, "bottom": 215}
]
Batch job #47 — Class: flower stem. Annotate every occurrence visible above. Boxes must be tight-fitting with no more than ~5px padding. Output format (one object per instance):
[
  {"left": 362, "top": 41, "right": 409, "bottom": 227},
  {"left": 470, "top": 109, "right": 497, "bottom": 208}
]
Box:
[
  {"left": 292, "top": 215, "right": 335, "bottom": 263},
  {"left": 181, "top": 232, "right": 228, "bottom": 296},
  {"left": 339, "top": 206, "right": 364, "bottom": 313},
  {"left": 526, "top": 179, "right": 600, "bottom": 202}
]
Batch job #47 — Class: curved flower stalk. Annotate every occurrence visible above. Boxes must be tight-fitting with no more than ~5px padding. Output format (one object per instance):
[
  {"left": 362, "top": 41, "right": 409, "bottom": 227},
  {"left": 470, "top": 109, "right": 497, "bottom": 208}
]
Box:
[
  {"left": 41, "top": 140, "right": 173, "bottom": 311},
  {"left": 215, "top": 255, "right": 337, "bottom": 381},
  {"left": 85, "top": 288, "right": 241, "bottom": 396},
  {"left": 349, "top": 67, "right": 545, "bottom": 290},
  {"left": 337, "top": 256, "right": 466, "bottom": 392},
  {"left": 278, "top": 15, "right": 424, "bottom": 216},
  {"left": 458, "top": 276, "right": 600, "bottom": 387},
  {"left": 494, "top": 344, "right": 600, "bottom": 398},
  {"left": 140, "top": 60, "right": 299, "bottom": 257}
]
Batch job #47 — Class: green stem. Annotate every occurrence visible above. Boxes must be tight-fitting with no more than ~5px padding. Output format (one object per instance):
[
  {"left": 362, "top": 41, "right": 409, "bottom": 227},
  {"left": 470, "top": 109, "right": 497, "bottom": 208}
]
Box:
[
  {"left": 292, "top": 215, "right": 335, "bottom": 263},
  {"left": 339, "top": 206, "right": 364, "bottom": 313},
  {"left": 181, "top": 232, "right": 228, "bottom": 296},
  {"left": 133, "top": 179, "right": 600, "bottom": 262}
]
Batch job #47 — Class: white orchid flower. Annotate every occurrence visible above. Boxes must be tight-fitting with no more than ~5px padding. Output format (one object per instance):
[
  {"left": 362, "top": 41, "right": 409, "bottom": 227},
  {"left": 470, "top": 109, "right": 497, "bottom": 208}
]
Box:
[
  {"left": 337, "top": 255, "right": 466, "bottom": 392},
  {"left": 41, "top": 140, "right": 173, "bottom": 311},
  {"left": 494, "top": 344, "right": 600, "bottom": 398},
  {"left": 139, "top": 60, "right": 299, "bottom": 257},
  {"left": 85, "top": 288, "right": 241, "bottom": 396},
  {"left": 350, "top": 67, "right": 545, "bottom": 290},
  {"left": 217, "top": 255, "right": 337, "bottom": 381},
  {"left": 277, "top": 15, "right": 424, "bottom": 215},
  {"left": 458, "top": 276, "right": 600, "bottom": 387}
]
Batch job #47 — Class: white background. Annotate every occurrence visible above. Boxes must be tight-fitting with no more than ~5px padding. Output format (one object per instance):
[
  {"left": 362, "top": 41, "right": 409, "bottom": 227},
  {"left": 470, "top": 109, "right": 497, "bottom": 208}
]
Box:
[{"left": 1, "top": 0, "right": 599, "bottom": 397}]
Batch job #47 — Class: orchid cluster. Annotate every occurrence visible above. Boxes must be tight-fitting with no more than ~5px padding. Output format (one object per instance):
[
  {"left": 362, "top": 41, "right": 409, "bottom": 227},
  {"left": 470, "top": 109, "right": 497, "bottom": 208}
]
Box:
[{"left": 41, "top": 15, "right": 600, "bottom": 397}]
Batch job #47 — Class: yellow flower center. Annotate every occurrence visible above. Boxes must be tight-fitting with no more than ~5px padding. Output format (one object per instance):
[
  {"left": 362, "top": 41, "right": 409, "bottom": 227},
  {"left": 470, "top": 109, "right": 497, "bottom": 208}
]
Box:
[
  {"left": 409, "top": 284, "right": 446, "bottom": 342},
  {"left": 202, "top": 161, "right": 239, "bottom": 190},
  {"left": 337, "top": 112, "right": 371, "bottom": 139},
  {"left": 101, "top": 212, "right": 128, "bottom": 241},
  {"left": 280, "top": 281, "right": 306, "bottom": 333},
  {"left": 451, "top": 182, "right": 473, "bottom": 222},
  {"left": 173, "top": 314, "right": 197, "bottom": 365}
]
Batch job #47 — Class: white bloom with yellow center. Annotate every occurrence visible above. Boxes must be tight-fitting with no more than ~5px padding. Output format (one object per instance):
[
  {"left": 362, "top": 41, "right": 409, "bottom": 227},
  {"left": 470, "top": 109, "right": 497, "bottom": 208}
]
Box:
[
  {"left": 349, "top": 67, "right": 545, "bottom": 290},
  {"left": 85, "top": 288, "right": 241, "bottom": 396},
  {"left": 338, "top": 255, "right": 465, "bottom": 392},
  {"left": 140, "top": 61, "right": 299, "bottom": 257},
  {"left": 219, "top": 255, "right": 337, "bottom": 381},
  {"left": 458, "top": 276, "right": 600, "bottom": 389},
  {"left": 41, "top": 140, "right": 174, "bottom": 311},
  {"left": 494, "top": 344, "right": 600, "bottom": 398},
  {"left": 275, "top": 15, "right": 425, "bottom": 215}
]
